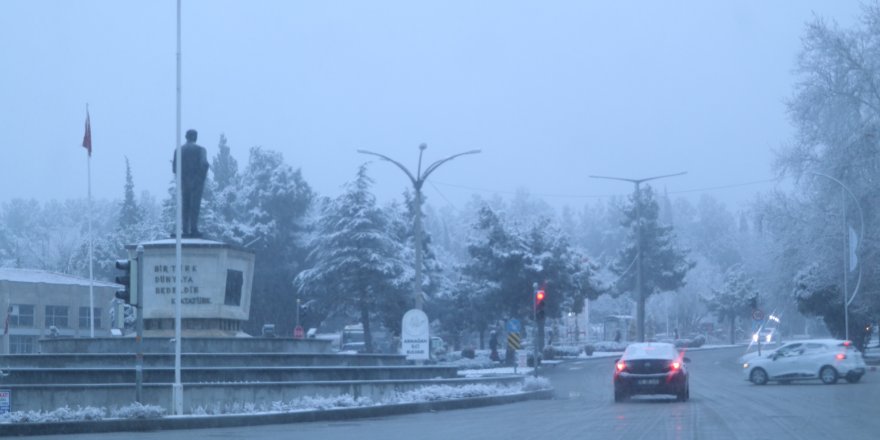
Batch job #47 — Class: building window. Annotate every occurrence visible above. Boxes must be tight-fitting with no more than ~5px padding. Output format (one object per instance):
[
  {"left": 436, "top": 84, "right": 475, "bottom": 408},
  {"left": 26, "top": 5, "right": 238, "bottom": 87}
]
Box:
[
  {"left": 9, "top": 335, "right": 37, "bottom": 353},
  {"left": 9, "top": 304, "right": 35, "bottom": 327},
  {"left": 79, "top": 307, "right": 101, "bottom": 329},
  {"left": 45, "top": 305, "right": 69, "bottom": 328}
]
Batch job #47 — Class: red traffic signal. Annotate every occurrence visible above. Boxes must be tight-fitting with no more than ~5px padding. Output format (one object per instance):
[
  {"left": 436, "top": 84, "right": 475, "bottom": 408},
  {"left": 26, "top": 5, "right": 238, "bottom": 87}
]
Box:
[{"left": 535, "top": 289, "right": 546, "bottom": 320}]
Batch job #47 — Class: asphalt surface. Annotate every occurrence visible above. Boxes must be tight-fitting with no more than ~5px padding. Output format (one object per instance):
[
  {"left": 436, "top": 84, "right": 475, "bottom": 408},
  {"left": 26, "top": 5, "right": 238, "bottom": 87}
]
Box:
[{"left": 19, "top": 346, "right": 880, "bottom": 440}]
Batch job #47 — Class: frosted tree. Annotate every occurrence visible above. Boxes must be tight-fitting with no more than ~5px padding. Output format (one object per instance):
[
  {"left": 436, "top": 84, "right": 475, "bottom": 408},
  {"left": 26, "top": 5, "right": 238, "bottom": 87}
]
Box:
[
  {"left": 707, "top": 264, "right": 759, "bottom": 345},
  {"left": 119, "top": 157, "right": 141, "bottom": 233},
  {"left": 612, "top": 185, "right": 693, "bottom": 341},
  {"left": 295, "top": 165, "right": 408, "bottom": 352},
  {"left": 764, "top": 5, "right": 880, "bottom": 341},
  {"left": 238, "top": 147, "right": 314, "bottom": 336},
  {"left": 462, "top": 205, "right": 603, "bottom": 350}
]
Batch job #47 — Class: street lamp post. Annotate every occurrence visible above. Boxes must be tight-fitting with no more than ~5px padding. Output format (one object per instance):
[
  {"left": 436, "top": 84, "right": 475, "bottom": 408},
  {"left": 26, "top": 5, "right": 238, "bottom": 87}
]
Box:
[
  {"left": 809, "top": 172, "right": 865, "bottom": 342},
  {"left": 589, "top": 172, "right": 686, "bottom": 342},
  {"left": 358, "top": 144, "right": 480, "bottom": 310}
]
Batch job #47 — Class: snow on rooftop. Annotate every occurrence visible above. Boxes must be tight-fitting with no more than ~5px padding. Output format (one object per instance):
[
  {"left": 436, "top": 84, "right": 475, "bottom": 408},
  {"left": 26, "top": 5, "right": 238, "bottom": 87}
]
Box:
[{"left": 0, "top": 267, "right": 119, "bottom": 288}]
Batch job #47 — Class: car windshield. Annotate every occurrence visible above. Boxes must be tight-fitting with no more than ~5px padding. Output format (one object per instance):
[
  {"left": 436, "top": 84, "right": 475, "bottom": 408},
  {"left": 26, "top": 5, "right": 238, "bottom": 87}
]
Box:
[{"left": 623, "top": 343, "right": 678, "bottom": 360}]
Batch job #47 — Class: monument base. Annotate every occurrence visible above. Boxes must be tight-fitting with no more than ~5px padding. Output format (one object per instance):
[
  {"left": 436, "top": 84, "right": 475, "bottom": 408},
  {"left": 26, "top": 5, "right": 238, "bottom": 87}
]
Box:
[{"left": 129, "top": 238, "right": 255, "bottom": 337}]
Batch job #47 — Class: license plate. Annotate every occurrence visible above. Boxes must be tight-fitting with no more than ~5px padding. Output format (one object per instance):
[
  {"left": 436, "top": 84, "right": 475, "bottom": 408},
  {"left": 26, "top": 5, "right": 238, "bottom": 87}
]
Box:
[{"left": 638, "top": 379, "right": 659, "bottom": 385}]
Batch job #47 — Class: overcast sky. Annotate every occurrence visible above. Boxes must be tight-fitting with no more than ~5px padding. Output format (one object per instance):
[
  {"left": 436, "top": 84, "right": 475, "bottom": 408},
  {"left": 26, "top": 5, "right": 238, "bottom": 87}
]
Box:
[{"left": 0, "top": 1, "right": 864, "bottom": 212}]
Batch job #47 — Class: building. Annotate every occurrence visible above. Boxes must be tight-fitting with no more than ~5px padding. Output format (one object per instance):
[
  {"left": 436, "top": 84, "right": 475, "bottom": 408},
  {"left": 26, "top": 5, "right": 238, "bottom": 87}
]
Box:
[{"left": 1, "top": 268, "right": 119, "bottom": 354}]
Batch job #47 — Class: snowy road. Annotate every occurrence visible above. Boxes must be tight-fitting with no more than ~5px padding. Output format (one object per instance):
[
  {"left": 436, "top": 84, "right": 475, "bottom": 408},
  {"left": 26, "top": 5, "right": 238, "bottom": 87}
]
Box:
[{"left": 27, "top": 347, "right": 880, "bottom": 440}]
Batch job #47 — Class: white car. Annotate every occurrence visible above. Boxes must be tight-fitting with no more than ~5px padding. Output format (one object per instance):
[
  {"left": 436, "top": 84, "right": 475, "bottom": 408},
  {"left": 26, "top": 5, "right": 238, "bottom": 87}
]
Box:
[
  {"left": 742, "top": 339, "right": 867, "bottom": 385},
  {"left": 751, "top": 327, "right": 779, "bottom": 344}
]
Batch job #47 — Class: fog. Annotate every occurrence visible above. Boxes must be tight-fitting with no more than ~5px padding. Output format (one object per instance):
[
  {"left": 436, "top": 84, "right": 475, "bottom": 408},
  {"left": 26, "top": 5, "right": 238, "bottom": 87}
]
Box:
[{"left": 0, "top": 1, "right": 862, "bottom": 210}]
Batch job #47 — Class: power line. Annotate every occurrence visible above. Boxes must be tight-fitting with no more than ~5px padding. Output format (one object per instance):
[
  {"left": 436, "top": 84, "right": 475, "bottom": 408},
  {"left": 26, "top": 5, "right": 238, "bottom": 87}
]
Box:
[{"left": 430, "top": 177, "right": 782, "bottom": 200}]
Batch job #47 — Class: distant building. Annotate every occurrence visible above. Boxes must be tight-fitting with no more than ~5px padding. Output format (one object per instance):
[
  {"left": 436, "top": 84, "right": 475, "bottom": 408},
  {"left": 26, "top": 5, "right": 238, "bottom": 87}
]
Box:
[{"left": 1, "top": 268, "right": 119, "bottom": 353}]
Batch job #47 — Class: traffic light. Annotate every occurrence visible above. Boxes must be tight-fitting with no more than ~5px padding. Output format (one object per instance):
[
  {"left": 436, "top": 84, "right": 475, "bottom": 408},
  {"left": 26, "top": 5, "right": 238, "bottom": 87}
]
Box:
[
  {"left": 535, "top": 289, "right": 546, "bottom": 320},
  {"left": 114, "top": 258, "right": 138, "bottom": 306}
]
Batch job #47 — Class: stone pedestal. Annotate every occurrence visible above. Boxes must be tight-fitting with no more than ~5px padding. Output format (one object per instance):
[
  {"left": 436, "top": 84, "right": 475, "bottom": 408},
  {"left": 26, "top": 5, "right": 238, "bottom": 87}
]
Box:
[{"left": 129, "top": 239, "right": 255, "bottom": 337}]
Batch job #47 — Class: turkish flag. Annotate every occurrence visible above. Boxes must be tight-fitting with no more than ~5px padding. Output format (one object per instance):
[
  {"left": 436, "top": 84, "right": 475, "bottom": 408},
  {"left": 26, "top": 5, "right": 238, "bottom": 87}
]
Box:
[{"left": 82, "top": 110, "right": 92, "bottom": 156}]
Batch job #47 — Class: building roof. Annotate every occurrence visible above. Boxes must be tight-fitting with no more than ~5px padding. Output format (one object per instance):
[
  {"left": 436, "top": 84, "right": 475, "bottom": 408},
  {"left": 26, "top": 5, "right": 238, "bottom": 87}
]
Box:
[{"left": 0, "top": 268, "right": 119, "bottom": 288}]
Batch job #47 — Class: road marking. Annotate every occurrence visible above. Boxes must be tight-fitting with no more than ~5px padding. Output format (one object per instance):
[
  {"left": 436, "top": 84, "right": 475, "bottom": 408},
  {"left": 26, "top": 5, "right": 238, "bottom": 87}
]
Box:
[{"left": 568, "top": 366, "right": 583, "bottom": 371}]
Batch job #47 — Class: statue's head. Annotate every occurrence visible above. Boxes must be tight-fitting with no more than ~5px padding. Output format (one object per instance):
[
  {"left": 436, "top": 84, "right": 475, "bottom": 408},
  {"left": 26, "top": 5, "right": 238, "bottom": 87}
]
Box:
[{"left": 185, "top": 129, "right": 198, "bottom": 142}]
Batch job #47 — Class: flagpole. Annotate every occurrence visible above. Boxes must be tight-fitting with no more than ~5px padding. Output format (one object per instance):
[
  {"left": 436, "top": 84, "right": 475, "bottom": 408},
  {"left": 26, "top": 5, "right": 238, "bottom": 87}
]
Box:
[
  {"left": 173, "top": 0, "right": 184, "bottom": 416},
  {"left": 85, "top": 104, "right": 95, "bottom": 338},
  {"left": 88, "top": 138, "right": 94, "bottom": 338}
]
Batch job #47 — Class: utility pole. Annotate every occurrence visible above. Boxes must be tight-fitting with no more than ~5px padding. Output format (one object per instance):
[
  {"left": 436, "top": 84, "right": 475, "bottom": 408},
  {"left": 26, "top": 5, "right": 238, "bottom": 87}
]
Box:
[
  {"left": 809, "top": 172, "right": 865, "bottom": 342},
  {"left": 589, "top": 172, "right": 686, "bottom": 342},
  {"left": 358, "top": 144, "right": 480, "bottom": 310}
]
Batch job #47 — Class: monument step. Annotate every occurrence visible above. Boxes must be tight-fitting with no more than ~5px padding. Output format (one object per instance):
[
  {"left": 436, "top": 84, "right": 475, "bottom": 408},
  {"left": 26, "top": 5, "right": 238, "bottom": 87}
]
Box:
[
  {"left": 0, "top": 352, "right": 410, "bottom": 368},
  {"left": 0, "top": 365, "right": 459, "bottom": 385}
]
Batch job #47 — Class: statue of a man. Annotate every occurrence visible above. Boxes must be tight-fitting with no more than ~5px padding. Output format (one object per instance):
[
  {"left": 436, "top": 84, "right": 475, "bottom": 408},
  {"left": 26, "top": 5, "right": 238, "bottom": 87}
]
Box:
[{"left": 172, "top": 129, "right": 209, "bottom": 238}]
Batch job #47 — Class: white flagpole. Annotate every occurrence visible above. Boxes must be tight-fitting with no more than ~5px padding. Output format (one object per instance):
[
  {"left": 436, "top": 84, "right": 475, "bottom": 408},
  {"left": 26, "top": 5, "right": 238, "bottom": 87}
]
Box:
[
  {"left": 173, "top": 0, "right": 184, "bottom": 416},
  {"left": 86, "top": 104, "right": 95, "bottom": 338}
]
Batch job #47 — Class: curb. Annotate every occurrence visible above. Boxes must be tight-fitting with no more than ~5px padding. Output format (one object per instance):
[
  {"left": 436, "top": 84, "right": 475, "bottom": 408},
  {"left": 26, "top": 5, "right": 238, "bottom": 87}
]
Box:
[{"left": 1, "top": 389, "right": 553, "bottom": 437}]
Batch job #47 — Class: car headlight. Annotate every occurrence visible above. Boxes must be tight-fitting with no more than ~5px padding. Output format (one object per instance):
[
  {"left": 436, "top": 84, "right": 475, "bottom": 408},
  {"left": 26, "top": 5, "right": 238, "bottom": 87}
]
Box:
[{"left": 742, "top": 362, "right": 749, "bottom": 369}]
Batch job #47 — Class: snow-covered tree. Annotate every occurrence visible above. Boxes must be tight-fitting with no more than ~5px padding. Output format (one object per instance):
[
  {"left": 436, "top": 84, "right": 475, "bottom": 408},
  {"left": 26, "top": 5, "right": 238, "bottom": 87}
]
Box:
[
  {"left": 294, "top": 165, "right": 408, "bottom": 352},
  {"left": 707, "top": 264, "right": 759, "bottom": 344},
  {"left": 461, "top": 204, "right": 603, "bottom": 350},
  {"left": 238, "top": 147, "right": 314, "bottom": 336},
  {"left": 612, "top": 185, "right": 693, "bottom": 342},
  {"left": 793, "top": 263, "right": 873, "bottom": 349},
  {"left": 763, "top": 4, "right": 880, "bottom": 339},
  {"left": 119, "top": 157, "right": 141, "bottom": 232}
]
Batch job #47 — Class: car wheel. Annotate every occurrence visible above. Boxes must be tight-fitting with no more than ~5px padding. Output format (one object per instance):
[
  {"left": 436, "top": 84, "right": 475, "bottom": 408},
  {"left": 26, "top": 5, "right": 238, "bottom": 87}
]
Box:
[
  {"left": 819, "top": 366, "right": 838, "bottom": 385},
  {"left": 845, "top": 373, "right": 862, "bottom": 384},
  {"left": 750, "top": 368, "right": 768, "bottom": 385},
  {"left": 677, "top": 385, "right": 689, "bottom": 402}
]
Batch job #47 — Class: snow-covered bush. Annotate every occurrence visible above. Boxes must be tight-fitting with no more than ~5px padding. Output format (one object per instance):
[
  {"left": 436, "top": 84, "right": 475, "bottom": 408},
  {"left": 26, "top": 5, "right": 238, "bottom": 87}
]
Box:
[
  {"left": 109, "top": 402, "right": 165, "bottom": 419},
  {"left": 588, "top": 341, "right": 628, "bottom": 352},
  {"left": 522, "top": 376, "right": 551, "bottom": 391},
  {"left": 0, "top": 406, "right": 105, "bottom": 424}
]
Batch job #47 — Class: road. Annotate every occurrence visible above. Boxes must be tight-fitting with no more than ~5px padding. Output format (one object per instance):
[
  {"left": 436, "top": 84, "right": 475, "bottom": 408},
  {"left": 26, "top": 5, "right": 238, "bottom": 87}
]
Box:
[{"left": 27, "top": 347, "right": 880, "bottom": 440}]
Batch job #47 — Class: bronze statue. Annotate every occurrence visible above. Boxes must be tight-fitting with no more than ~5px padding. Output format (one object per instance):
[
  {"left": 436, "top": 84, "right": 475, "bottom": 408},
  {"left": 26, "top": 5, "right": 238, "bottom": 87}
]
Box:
[{"left": 172, "top": 129, "right": 209, "bottom": 238}]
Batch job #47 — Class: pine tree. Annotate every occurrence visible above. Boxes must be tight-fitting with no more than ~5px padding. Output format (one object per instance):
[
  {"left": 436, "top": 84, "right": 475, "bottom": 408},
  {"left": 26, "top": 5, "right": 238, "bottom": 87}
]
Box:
[
  {"left": 295, "top": 165, "right": 407, "bottom": 352},
  {"left": 613, "top": 185, "right": 693, "bottom": 341},
  {"left": 119, "top": 157, "right": 141, "bottom": 232}
]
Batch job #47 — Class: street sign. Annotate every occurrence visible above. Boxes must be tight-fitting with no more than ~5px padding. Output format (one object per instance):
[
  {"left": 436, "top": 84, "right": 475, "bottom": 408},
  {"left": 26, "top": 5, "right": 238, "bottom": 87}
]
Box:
[
  {"left": 507, "top": 332, "right": 522, "bottom": 350},
  {"left": 293, "top": 325, "right": 304, "bottom": 339},
  {"left": 752, "top": 309, "right": 764, "bottom": 322},
  {"left": 506, "top": 319, "right": 521, "bottom": 334},
  {"left": 0, "top": 389, "right": 10, "bottom": 415},
  {"left": 401, "top": 309, "right": 430, "bottom": 361}
]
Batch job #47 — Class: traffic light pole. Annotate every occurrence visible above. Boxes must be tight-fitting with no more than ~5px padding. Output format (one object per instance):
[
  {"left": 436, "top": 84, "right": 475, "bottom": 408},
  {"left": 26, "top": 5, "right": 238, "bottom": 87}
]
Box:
[
  {"left": 135, "top": 245, "right": 144, "bottom": 403},
  {"left": 533, "top": 283, "right": 539, "bottom": 378}
]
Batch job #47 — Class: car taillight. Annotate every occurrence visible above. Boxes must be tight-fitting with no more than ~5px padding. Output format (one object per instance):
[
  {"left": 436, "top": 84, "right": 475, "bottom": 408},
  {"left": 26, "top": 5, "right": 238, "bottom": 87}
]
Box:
[
  {"left": 670, "top": 361, "right": 681, "bottom": 371},
  {"left": 836, "top": 353, "right": 846, "bottom": 360},
  {"left": 616, "top": 360, "right": 626, "bottom": 371}
]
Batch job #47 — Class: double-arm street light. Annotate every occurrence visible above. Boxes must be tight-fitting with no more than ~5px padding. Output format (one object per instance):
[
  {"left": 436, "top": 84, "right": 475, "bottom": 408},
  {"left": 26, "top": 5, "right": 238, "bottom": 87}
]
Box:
[
  {"left": 809, "top": 171, "right": 864, "bottom": 342},
  {"left": 589, "top": 172, "right": 687, "bottom": 342},
  {"left": 358, "top": 144, "right": 481, "bottom": 310}
]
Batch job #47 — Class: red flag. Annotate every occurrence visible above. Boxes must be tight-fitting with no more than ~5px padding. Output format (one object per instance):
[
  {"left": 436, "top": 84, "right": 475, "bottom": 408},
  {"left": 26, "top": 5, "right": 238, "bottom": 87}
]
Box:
[
  {"left": 82, "top": 109, "right": 92, "bottom": 156},
  {"left": 3, "top": 306, "right": 9, "bottom": 336}
]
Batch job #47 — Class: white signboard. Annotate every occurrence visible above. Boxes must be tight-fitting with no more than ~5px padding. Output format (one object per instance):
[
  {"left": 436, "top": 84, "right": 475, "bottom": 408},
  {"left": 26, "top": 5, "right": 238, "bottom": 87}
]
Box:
[
  {"left": 137, "top": 240, "right": 254, "bottom": 321},
  {"left": 401, "top": 309, "right": 430, "bottom": 361}
]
